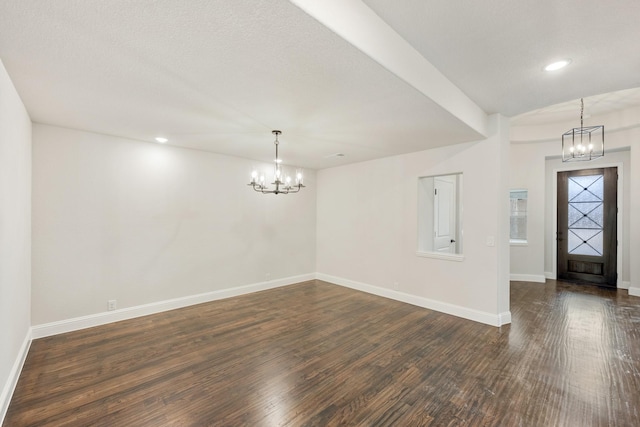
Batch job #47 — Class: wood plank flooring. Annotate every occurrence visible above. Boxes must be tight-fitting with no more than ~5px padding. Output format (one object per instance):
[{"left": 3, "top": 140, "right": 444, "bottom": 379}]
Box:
[{"left": 4, "top": 280, "right": 640, "bottom": 426}]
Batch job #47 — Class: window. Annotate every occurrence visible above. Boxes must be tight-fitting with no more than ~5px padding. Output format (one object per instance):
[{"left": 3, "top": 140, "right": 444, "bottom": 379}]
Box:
[
  {"left": 567, "top": 174, "right": 603, "bottom": 256},
  {"left": 417, "top": 173, "right": 463, "bottom": 259},
  {"left": 510, "top": 190, "right": 527, "bottom": 243}
]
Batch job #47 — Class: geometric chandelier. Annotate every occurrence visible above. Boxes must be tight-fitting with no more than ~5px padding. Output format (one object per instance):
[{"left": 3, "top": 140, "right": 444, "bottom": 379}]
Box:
[
  {"left": 248, "top": 130, "right": 305, "bottom": 194},
  {"left": 562, "top": 98, "right": 604, "bottom": 162}
]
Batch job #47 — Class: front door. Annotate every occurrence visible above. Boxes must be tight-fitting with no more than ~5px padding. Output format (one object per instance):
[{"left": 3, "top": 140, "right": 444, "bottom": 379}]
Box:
[{"left": 557, "top": 167, "right": 617, "bottom": 287}]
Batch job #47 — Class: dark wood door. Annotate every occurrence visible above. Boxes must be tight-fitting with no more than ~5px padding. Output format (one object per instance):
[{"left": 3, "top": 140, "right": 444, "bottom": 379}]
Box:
[{"left": 557, "top": 167, "right": 617, "bottom": 287}]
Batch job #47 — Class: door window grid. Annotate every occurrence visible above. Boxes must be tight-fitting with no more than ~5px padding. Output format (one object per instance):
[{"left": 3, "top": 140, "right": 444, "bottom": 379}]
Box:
[{"left": 567, "top": 174, "right": 603, "bottom": 256}]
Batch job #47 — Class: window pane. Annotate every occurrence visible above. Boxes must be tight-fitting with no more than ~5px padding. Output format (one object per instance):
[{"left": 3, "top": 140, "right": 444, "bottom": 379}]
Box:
[
  {"left": 569, "top": 204, "right": 603, "bottom": 229},
  {"left": 568, "top": 175, "right": 603, "bottom": 202},
  {"left": 509, "top": 190, "right": 527, "bottom": 241},
  {"left": 568, "top": 228, "right": 603, "bottom": 256},
  {"left": 510, "top": 217, "right": 527, "bottom": 240}
]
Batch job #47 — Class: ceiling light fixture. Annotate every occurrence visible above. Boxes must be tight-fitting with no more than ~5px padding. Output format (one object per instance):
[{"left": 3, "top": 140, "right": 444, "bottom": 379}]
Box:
[
  {"left": 562, "top": 98, "right": 604, "bottom": 162},
  {"left": 249, "top": 130, "right": 305, "bottom": 195},
  {"left": 155, "top": 137, "right": 168, "bottom": 143},
  {"left": 544, "top": 59, "right": 571, "bottom": 71}
]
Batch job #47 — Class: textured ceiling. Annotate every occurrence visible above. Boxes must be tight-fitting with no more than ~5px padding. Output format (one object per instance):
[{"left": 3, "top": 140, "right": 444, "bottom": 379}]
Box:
[{"left": 1, "top": 0, "right": 639, "bottom": 169}]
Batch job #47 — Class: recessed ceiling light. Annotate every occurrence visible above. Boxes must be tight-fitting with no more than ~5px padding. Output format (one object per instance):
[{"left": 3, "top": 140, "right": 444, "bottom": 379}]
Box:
[
  {"left": 155, "top": 137, "right": 168, "bottom": 143},
  {"left": 544, "top": 59, "right": 571, "bottom": 72}
]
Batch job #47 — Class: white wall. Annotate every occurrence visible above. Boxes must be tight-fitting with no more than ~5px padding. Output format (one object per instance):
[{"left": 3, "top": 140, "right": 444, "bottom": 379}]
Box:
[
  {"left": 0, "top": 60, "right": 32, "bottom": 419},
  {"left": 508, "top": 144, "right": 546, "bottom": 282},
  {"left": 32, "top": 125, "right": 317, "bottom": 325},
  {"left": 631, "top": 144, "right": 640, "bottom": 296},
  {"left": 316, "top": 115, "right": 511, "bottom": 325},
  {"left": 510, "top": 108, "right": 640, "bottom": 293}
]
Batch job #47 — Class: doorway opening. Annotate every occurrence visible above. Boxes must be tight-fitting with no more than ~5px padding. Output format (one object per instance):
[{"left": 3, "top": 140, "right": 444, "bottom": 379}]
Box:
[{"left": 417, "top": 173, "right": 463, "bottom": 256}]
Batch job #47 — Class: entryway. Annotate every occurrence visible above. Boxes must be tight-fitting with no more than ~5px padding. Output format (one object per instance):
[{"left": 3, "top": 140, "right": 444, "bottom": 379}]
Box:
[{"left": 557, "top": 167, "right": 617, "bottom": 287}]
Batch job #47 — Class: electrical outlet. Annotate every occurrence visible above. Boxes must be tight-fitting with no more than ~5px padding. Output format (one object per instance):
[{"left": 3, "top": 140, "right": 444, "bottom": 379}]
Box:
[{"left": 107, "top": 300, "right": 117, "bottom": 311}]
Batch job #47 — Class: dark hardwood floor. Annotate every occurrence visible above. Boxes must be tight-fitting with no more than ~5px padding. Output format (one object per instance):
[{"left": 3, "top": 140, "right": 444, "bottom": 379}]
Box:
[{"left": 4, "top": 280, "right": 640, "bottom": 426}]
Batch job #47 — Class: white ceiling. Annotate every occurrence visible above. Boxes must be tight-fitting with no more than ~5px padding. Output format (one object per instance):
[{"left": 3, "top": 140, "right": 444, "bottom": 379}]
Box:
[
  {"left": 363, "top": 0, "right": 640, "bottom": 116},
  {"left": 1, "top": 0, "right": 639, "bottom": 169}
]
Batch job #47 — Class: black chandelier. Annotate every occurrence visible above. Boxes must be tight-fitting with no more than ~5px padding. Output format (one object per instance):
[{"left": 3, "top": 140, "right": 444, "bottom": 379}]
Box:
[
  {"left": 562, "top": 98, "right": 604, "bottom": 162},
  {"left": 248, "top": 130, "right": 305, "bottom": 195}
]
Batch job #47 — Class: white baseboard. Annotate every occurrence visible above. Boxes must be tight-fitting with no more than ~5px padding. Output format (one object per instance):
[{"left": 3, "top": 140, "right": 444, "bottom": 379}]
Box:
[
  {"left": 629, "top": 286, "right": 640, "bottom": 297},
  {"left": 510, "top": 274, "right": 546, "bottom": 283},
  {"left": 1, "top": 329, "right": 31, "bottom": 425},
  {"left": 316, "top": 273, "right": 510, "bottom": 327},
  {"left": 619, "top": 281, "right": 630, "bottom": 290},
  {"left": 544, "top": 271, "right": 555, "bottom": 280},
  {"left": 498, "top": 311, "right": 512, "bottom": 325},
  {"left": 32, "top": 273, "right": 315, "bottom": 339}
]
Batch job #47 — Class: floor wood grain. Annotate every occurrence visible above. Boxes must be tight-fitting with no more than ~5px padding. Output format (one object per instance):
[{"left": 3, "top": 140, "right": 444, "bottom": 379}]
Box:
[{"left": 4, "top": 280, "right": 640, "bottom": 426}]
